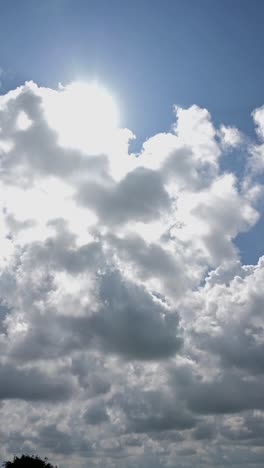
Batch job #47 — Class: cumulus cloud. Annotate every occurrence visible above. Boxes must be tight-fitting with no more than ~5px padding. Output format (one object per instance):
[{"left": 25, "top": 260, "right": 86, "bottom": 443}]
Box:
[
  {"left": 218, "top": 125, "right": 243, "bottom": 149},
  {"left": 0, "top": 81, "right": 264, "bottom": 468}
]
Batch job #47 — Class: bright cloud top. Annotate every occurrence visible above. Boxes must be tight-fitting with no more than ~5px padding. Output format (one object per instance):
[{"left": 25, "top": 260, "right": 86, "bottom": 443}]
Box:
[{"left": 0, "top": 81, "right": 264, "bottom": 468}]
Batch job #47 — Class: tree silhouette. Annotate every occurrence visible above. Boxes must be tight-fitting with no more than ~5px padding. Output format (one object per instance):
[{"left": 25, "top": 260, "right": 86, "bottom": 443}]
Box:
[{"left": 2, "top": 455, "right": 57, "bottom": 468}]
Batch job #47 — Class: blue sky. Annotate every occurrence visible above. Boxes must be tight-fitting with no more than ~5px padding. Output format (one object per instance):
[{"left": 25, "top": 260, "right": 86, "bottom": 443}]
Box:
[
  {"left": 1, "top": 0, "right": 264, "bottom": 138},
  {"left": 1, "top": 2, "right": 264, "bottom": 468}
]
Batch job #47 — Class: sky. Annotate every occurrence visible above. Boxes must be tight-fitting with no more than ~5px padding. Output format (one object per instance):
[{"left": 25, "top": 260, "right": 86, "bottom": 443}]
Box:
[{"left": 0, "top": 1, "right": 264, "bottom": 467}]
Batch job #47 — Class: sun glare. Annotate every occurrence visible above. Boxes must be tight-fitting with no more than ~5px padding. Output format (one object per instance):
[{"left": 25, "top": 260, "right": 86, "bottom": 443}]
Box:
[{"left": 43, "top": 81, "right": 119, "bottom": 155}]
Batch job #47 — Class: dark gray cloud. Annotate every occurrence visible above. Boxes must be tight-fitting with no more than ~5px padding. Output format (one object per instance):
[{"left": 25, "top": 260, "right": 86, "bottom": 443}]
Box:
[
  {"left": 0, "top": 363, "right": 74, "bottom": 401},
  {"left": 3, "top": 268, "right": 182, "bottom": 363},
  {"left": 169, "top": 364, "right": 264, "bottom": 415},
  {"left": 192, "top": 420, "right": 217, "bottom": 440},
  {"left": 84, "top": 401, "right": 109, "bottom": 425},
  {"left": 38, "top": 424, "right": 75, "bottom": 455},
  {"left": 88, "top": 270, "right": 183, "bottom": 360},
  {"left": 71, "top": 354, "right": 111, "bottom": 396},
  {"left": 110, "top": 387, "right": 197, "bottom": 434},
  {"left": 77, "top": 167, "right": 170, "bottom": 225},
  {"left": 203, "top": 324, "right": 264, "bottom": 375},
  {"left": 187, "top": 375, "right": 262, "bottom": 415}
]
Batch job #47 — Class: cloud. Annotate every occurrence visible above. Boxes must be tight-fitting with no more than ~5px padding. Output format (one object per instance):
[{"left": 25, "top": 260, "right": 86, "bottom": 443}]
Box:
[
  {"left": 121, "top": 389, "right": 197, "bottom": 433},
  {"left": 0, "top": 363, "right": 74, "bottom": 401},
  {"left": 77, "top": 167, "right": 171, "bottom": 225},
  {"left": 186, "top": 372, "right": 264, "bottom": 414},
  {"left": 87, "top": 270, "right": 183, "bottom": 360},
  {"left": 252, "top": 105, "right": 264, "bottom": 140},
  {"left": 218, "top": 125, "right": 243, "bottom": 149},
  {"left": 0, "top": 81, "right": 264, "bottom": 468},
  {"left": 83, "top": 400, "right": 109, "bottom": 425}
]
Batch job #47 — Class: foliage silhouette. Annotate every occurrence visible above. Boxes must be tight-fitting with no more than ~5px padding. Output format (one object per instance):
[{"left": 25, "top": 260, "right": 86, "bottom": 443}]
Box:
[{"left": 2, "top": 455, "right": 57, "bottom": 468}]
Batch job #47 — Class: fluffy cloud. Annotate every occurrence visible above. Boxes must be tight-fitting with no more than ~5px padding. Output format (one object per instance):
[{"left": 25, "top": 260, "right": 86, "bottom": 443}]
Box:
[
  {"left": 218, "top": 125, "right": 243, "bottom": 149},
  {"left": 0, "top": 81, "right": 263, "bottom": 468}
]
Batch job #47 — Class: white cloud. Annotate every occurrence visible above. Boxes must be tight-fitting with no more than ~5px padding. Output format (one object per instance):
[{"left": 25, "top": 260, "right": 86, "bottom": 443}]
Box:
[
  {"left": 218, "top": 125, "right": 243, "bottom": 149},
  {"left": 0, "top": 81, "right": 264, "bottom": 468},
  {"left": 252, "top": 105, "right": 264, "bottom": 140}
]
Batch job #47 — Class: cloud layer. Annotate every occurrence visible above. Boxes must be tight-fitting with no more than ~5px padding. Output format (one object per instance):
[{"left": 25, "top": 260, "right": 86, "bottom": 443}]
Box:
[{"left": 0, "top": 81, "right": 263, "bottom": 468}]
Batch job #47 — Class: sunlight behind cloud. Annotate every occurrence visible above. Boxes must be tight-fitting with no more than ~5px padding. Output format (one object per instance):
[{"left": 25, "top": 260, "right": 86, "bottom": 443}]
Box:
[{"left": 43, "top": 81, "right": 120, "bottom": 155}]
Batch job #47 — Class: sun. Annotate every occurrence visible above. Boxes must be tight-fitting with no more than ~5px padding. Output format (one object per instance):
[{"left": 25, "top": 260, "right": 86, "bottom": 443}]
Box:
[{"left": 43, "top": 81, "right": 120, "bottom": 155}]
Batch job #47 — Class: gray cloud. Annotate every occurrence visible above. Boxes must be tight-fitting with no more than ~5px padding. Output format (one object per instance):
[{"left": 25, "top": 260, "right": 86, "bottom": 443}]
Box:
[
  {"left": 83, "top": 401, "right": 109, "bottom": 425},
  {"left": 104, "top": 233, "right": 190, "bottom": 298},
  {"left": 77, "top": 167, "right": 170, "bottom": 225},
  {"left": 38, "top": 424, "right": 75, "bottom": 455},
  {"left": 88, "top": 270, "right": 183, "bottom": 360},
  {"left": 0, "top": 363, "right": 74, "bottom": 401},
  {"left": 186, "top": 372, "right": 264, "bottom": 415}
]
